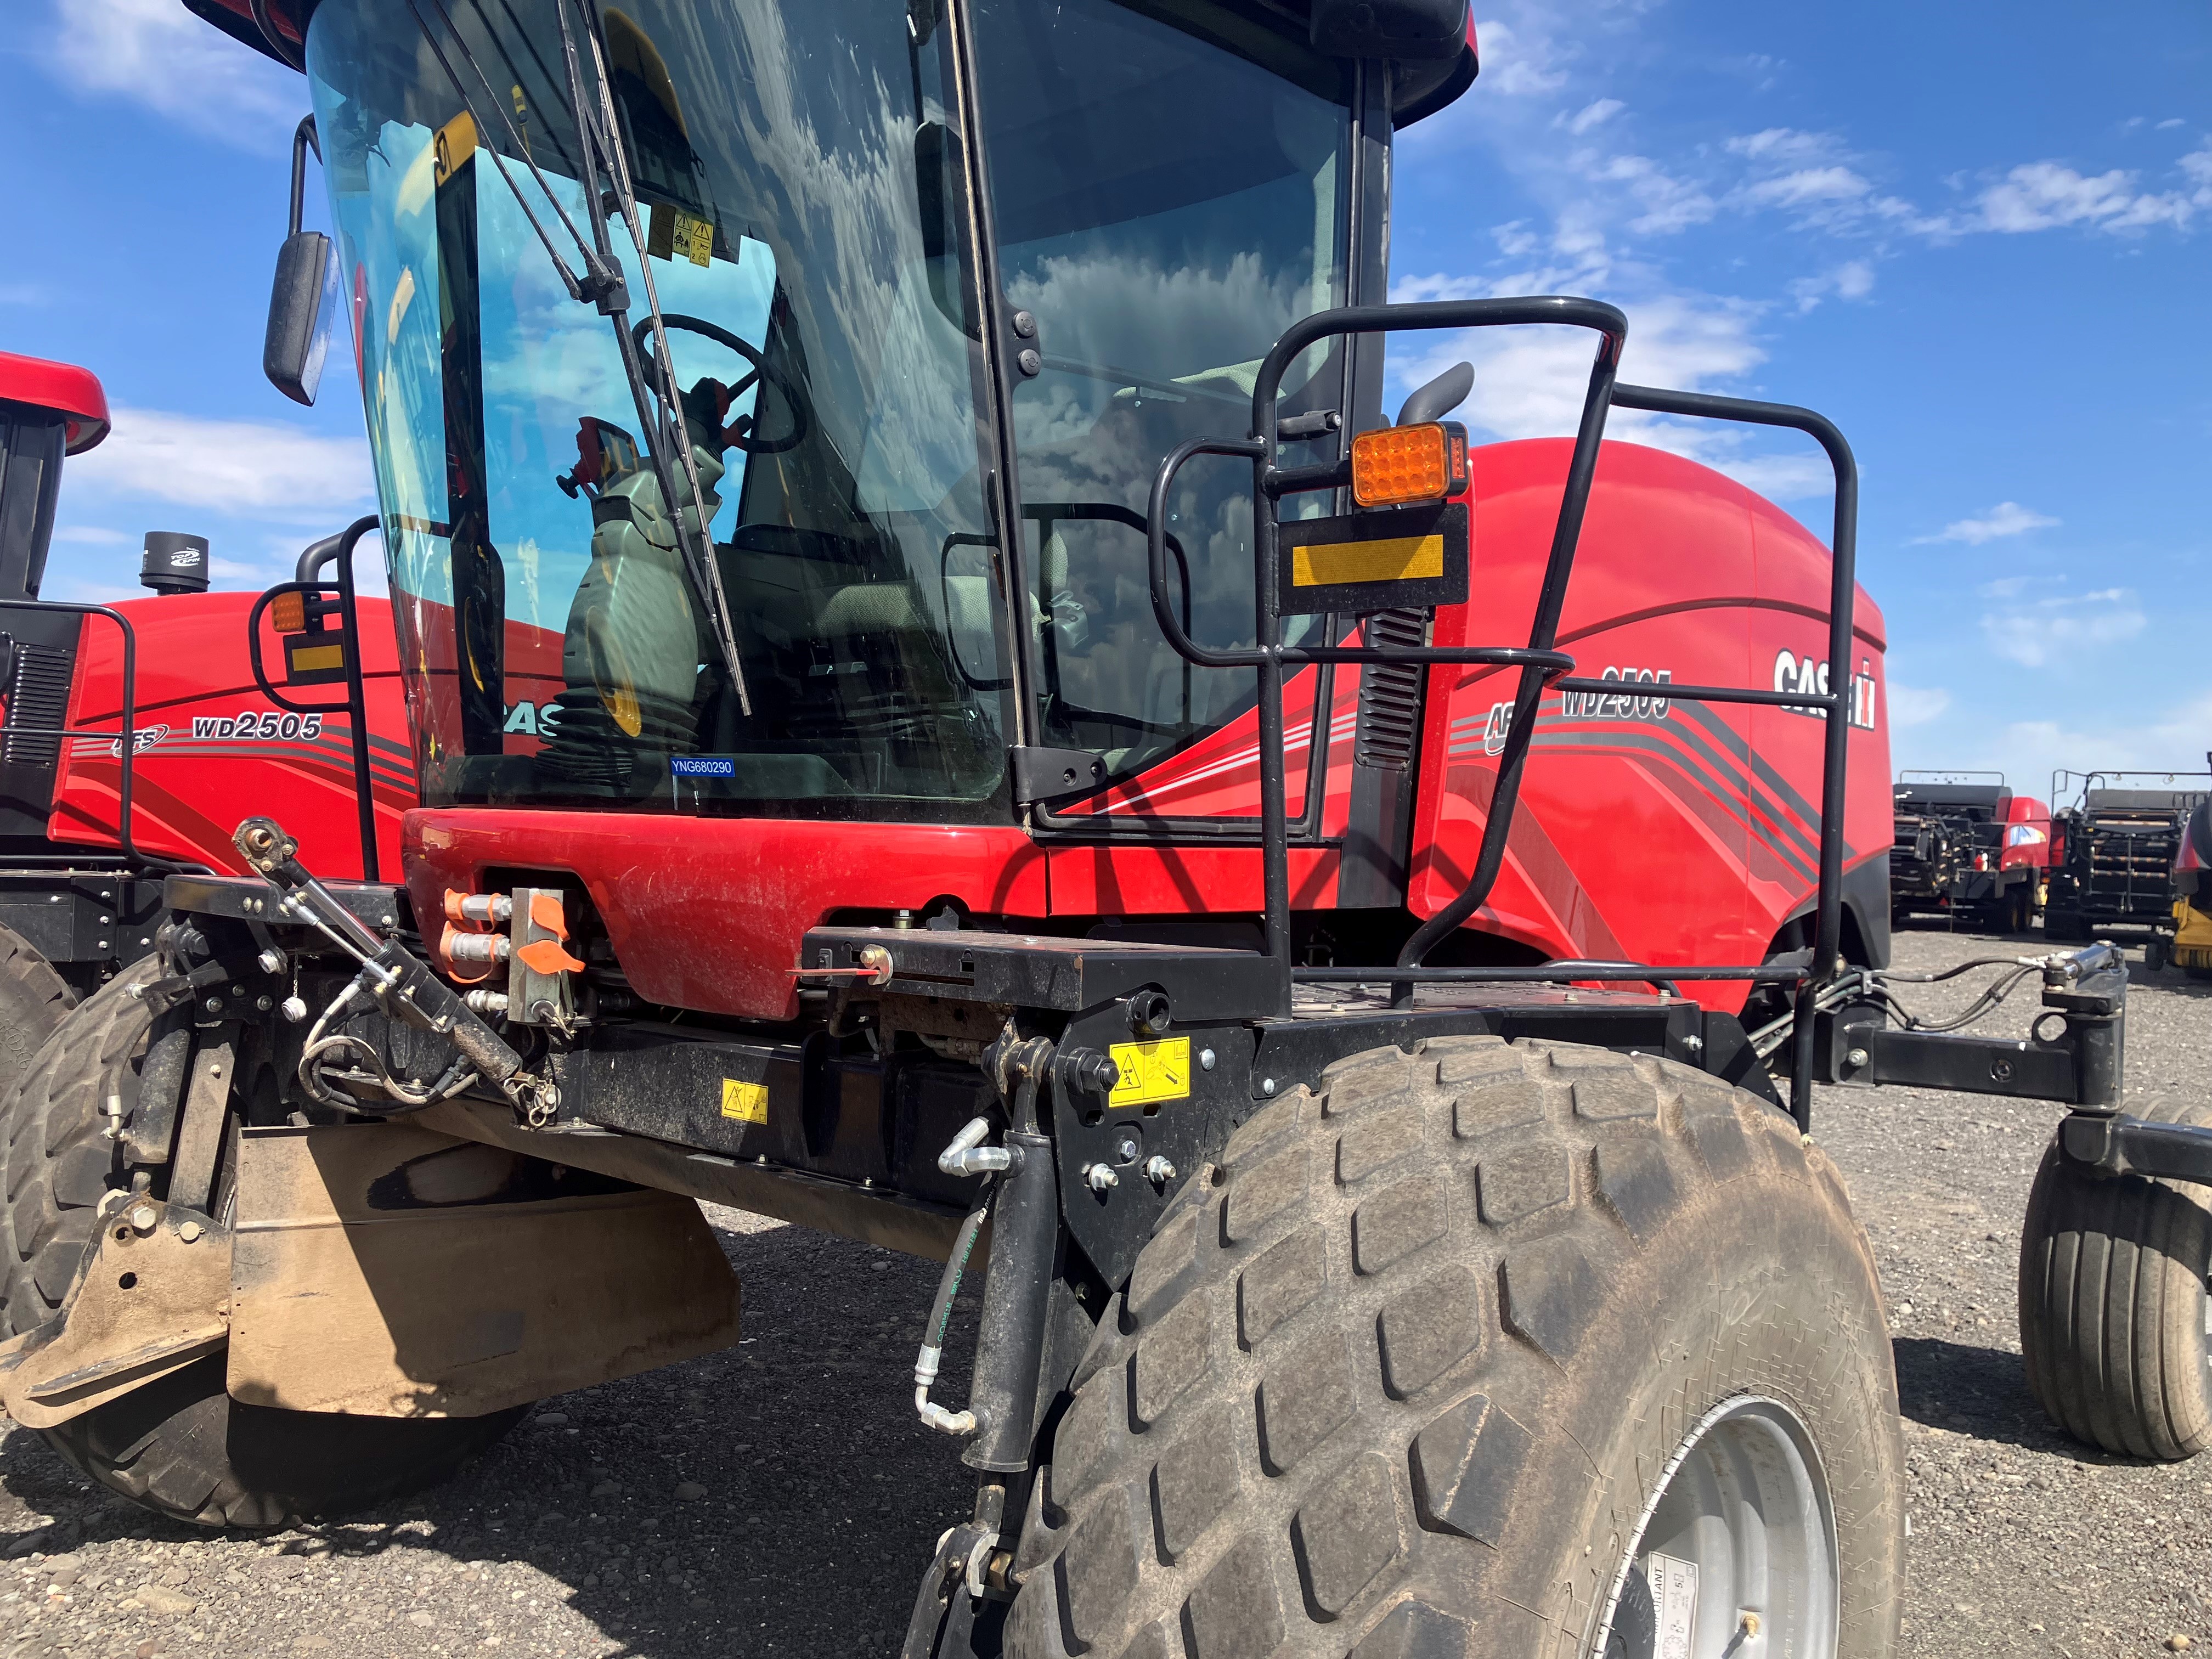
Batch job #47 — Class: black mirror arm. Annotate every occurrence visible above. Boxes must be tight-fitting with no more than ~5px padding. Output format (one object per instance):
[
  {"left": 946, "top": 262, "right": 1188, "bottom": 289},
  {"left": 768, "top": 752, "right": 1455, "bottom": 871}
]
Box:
[
  {"left": 1397, "top": 360, "right": 1474, "bottom": 427},
  {"left": 289, "top": 115, "right": 321, "bottom": 238}
]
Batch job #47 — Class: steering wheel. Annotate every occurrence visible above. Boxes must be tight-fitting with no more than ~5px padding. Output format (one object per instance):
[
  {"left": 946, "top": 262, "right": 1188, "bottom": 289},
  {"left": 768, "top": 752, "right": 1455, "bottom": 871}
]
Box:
[{"left": 631, "top": 314, "right": 808, "bottom": 456}]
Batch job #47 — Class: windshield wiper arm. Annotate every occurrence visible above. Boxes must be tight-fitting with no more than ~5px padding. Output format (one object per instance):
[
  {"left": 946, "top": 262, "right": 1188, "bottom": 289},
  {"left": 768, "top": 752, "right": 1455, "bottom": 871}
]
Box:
[{"left": 401, "top": 0, "right": 755, "bottom": 715}]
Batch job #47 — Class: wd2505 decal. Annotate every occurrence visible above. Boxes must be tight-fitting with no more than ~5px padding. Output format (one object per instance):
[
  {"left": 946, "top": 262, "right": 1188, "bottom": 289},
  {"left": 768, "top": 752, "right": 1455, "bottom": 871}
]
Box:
[
  {"left": 1773, "top": 651, "right": 1878, "bottom": 730},
  {"left": 1477, "top": 665, "right": 1673, "bottom": 755},
  {"left": 191, "top": 710, "right": 326, "bottom": 741}
]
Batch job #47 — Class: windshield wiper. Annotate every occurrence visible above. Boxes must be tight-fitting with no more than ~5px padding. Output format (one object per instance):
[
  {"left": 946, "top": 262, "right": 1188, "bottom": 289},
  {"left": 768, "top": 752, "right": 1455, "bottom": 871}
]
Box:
[{"left": 402, "top": 0, "right": 755, "bottom": 715}]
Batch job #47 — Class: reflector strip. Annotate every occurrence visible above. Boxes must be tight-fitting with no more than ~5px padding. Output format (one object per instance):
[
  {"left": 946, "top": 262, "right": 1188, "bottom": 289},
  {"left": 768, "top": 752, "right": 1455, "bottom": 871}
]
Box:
[
  {"left": 289, "top": 644, "right": 345, "bottom": 673},
  {"left": 1289, "top": 533, "right": 1445, "bottom": 589}
]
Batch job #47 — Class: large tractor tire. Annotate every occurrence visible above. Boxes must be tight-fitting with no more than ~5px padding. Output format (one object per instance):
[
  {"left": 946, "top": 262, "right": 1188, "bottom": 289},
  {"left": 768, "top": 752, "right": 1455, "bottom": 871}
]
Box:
[
  {"left": 1006, "top": 1037, "right": 1902, "bottom": 1659},
  {"left": 2019, "top": 1098, "right": 2212, "bottom": 1460},
  {"left": 0, "top": 924, "right": 75, "bottom": 1106},
  {"left": 0, "top": 966, "right": 522, "bottom": 1527}
]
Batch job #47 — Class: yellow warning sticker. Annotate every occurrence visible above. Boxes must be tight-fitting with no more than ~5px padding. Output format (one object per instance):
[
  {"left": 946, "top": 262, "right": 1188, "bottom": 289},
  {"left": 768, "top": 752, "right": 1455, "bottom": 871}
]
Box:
[
  {"left": 648, "top": 202, "right": 717, "bottom": 268},
  {"left": 1107, "top": 1037, "right": 1191, "bottom": 1109},
  {"left": 1287, "top": 532, "right": 1445, "bottom": 589},
  {"left": 720, "top": 1079, "right": 768, "bottom": 1125}
]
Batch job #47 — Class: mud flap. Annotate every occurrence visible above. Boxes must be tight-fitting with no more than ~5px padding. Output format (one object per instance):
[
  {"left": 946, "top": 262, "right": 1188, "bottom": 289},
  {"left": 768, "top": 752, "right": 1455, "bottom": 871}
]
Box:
[
  {"left": 0, "top": 1199, "right": 232, "bottom": 1430},
  {"left": 225, "top": 1122, "right": 742, "bottom": 1417}
]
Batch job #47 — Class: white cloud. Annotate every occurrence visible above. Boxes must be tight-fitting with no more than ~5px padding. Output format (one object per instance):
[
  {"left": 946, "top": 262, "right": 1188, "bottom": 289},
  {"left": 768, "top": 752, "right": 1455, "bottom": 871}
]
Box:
[
  {"left": 1559, "top": 99, "right": 1623, "bottom": 136},
  {"left": 1787, "top": 259, "right": 1876, "bottom": 313},
  {"left": 1914, "top": 501, "right": 2059, "bottom": 545},
  {"left": 2157, "top": 118, "right": 2188, "bottom": 132},
  {"left": 1928, "top": 688, "right": 2212, "bottom": 790},
  {"left": 1384, "top": 286, "right": 1834, "bottom": 502},
  {"left": 1887, "top": 681, "right": 1953, "bottom": 728},
  {"left": 51, "top": 525, "right": 131, "bottom": 546},
  {"left": 44, "top": 0, "right": 297, "bottom": 145},
  {"left": 1588, "top": 155, "right": 1717, "bottom": 235},
  {"left": 67, "top": 408, "right": 373, "bottom": 521},
  {"left": 1474, "top": 17, "right": 1567, "bottom": 95},
  {"left": 1725, "top": 128, "right": 1837, "bottom": 165},
  {"left": 1980, "top": 589, "right": 2145, "bottom": 668},
  {"left": 1740, "top": 167, "right": 1871, "bottom": 209},
  {"left": 1971, "top": 160, "right": 2196, "bottom": 234}
]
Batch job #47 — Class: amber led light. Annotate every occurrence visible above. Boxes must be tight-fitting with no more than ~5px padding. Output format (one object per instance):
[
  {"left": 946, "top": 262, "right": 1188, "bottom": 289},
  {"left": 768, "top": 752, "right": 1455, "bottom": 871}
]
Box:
[
  {"left": 269, "top": 591, "right": 308, "bottom": 633},
  {"left": 1351, "top": 422, "right": 1451, "bottom": 507}
]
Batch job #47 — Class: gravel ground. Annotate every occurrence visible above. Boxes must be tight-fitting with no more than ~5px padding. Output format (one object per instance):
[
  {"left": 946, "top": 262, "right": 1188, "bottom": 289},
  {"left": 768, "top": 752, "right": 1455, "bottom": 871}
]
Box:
[{"left": 0, "top": 920, "right": 2202, "bottom": 1658}]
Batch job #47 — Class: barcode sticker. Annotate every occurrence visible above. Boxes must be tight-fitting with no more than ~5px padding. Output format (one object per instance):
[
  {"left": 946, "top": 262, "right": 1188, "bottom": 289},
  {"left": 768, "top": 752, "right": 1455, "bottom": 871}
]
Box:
[{"left": 1645, "top": 1553, "right": 1698, "bottom": 1659}]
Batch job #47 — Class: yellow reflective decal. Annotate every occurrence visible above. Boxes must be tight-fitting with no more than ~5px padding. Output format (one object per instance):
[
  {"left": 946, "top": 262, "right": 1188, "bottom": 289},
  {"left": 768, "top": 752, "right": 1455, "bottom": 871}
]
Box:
[
  {"left": 287, "top": 644, "right": 345, "bottom": 673},
  {"left": 1108, "top": 1037, "right": 1191, "bottom": 1108},
  {"left": 720, "top": 1079, "right": 768, "bottom": 1125},
  {"left": 1287, "top": 532, "right": 1444, "bottom": 589}
]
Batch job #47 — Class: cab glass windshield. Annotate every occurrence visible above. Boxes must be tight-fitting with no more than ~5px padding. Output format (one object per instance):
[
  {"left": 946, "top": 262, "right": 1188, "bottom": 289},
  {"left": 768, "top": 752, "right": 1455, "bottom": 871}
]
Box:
[
  {"left": 306, "top": 0, "right": 1012, "bottom": 817},
  {"left": 970, "top": 0, "right": 1353, "bottom": 788}
]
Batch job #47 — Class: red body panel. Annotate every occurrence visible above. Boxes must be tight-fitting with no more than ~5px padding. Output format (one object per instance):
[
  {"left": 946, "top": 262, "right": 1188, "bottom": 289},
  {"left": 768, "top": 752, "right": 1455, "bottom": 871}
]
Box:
[
  {"left": 48, "top": 592, "right": 414, "bottom": 879},
  {"left": 2001, "top": 795, "right": 2053, "bottom": 873},
  {"left": 1408, "top": 440, "right": 1888, "bottom": 1008},
  {"left": 0, "top": 351, "right": 109, "bottom": 453},
  {"left": 403, "top": 813, "right": 1046, "bottom": 1019},
  {"left": 409, "top": 439, "right": 1889, "bottom": 1023}
]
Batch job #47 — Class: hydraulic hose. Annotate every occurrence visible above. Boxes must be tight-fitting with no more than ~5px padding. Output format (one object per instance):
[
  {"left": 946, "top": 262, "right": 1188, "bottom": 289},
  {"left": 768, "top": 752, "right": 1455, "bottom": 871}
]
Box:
[{"left": 914, "top": 1187, "right": 994, "bottom": 1437}]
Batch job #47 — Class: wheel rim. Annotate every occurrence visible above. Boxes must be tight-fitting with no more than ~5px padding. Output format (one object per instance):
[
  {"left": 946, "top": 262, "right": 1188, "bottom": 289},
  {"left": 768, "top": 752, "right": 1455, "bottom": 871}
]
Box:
[{"left": 1590, "top": 1395, "right": 1838, "bottom": 1659}]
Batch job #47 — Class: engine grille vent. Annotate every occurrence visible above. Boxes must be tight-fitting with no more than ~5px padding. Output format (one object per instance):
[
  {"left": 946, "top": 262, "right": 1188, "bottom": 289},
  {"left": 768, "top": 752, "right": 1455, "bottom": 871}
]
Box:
[
  {"left": 3, "top": 642, "right": 76, "bottom": 767},
  {"left": 1352, "top": 608, "right": 1427, "bottom": 770}
]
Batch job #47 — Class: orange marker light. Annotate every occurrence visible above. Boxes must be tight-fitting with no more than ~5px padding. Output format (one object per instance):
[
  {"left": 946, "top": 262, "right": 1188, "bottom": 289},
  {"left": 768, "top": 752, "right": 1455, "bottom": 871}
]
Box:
[
  {"left": 270, "top": 591, "right": 308, "bottom": 633},
  {"left": 1349, "top": 421, "right": 1470, "bottom": 509}
]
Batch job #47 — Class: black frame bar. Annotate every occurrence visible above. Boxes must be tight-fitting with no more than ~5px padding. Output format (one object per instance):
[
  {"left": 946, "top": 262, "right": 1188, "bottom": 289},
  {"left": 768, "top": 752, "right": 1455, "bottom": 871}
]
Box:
[
  {"left": 245, "top": 514, "right": 382, "bottom": 882},
  {"left": 0, "top": 598, "right": 181, "bottom": 872},
  {"left": 1142, "top": 303, "right": 1861, "bottom": 1130}
]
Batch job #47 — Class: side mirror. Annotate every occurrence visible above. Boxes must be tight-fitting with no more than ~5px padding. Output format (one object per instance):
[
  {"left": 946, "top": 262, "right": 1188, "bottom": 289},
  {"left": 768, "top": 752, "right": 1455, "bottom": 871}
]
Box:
[
  {"left": 264, "top": 232, "right": 340, "bottom": 407},
  {"left": 1310, "top": 0, "right": 1468, "bottom": 59},
  {"left": 265, "top": 113, "right": 337, "bottom": 407}
]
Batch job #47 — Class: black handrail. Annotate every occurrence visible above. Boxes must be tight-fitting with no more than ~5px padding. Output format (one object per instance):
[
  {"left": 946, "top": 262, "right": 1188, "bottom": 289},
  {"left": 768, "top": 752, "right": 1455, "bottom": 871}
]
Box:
[
  {"left": 1139, "top": 302, "right": 1865, "bottom": 1132},
  {"left": 1144, "top": 298, "right": 1629, "bottom": 1002},
  {"left": 246, "top": 514, "right": 382, "bottom": 881},
  {"left": 0, "top": 599, "right": 185, "bottom": 872}
]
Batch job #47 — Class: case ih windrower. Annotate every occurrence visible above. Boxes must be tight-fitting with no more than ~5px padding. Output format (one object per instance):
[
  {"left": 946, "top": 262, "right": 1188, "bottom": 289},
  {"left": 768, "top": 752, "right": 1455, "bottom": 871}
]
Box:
[
  {"left": 0, "top": 351, "right": 415, "bottom": 1095},
  {"left": 4, "top": 1, "right": 2206, "bottom": 1654}
]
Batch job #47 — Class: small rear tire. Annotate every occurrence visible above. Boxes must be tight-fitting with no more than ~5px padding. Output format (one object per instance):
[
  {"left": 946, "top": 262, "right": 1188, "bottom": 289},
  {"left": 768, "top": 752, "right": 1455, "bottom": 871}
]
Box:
[
  {"left": 2019, "top": 1099, "right": 2212, "bottom": 1460},
  {"left": 0, "top": 924, "right": 75, "bottom": 1107},
  {"left": 2144, "top": 938, "right": 2170, "bottom": 974},
  {"left": 1005, "top": 1037, "right": 1903, "bottom": 1658},
  {"left": 0, "top": 967, "right": 523, "bottom": 1528}
]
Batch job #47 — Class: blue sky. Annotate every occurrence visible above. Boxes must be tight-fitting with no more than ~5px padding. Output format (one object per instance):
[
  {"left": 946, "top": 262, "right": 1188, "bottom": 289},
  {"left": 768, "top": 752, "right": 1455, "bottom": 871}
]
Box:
[{"left": 4, "top": 0, "right": 2208, "bottom": 800}]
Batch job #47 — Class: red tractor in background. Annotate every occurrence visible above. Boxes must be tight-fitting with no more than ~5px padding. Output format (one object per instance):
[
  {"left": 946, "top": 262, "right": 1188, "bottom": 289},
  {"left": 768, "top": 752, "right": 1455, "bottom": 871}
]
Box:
[
  {"left": 1888, "top": 771, "right": 2050, "bottom": 932},
  {"left": 0, "top": 2, "right": 2194, "bottom": 1656},
  {"left": 0, "top": 350, "right": 411, "bottom": 1092}
]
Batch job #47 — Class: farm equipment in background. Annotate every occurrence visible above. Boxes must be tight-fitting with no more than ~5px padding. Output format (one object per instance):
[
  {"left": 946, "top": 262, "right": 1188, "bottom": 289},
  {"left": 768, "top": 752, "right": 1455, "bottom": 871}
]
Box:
[
  {"left": 6, "top": 1, "right": 2203, "bottom": 1655},
  {"left": 0, "top": 350, "right": 410, "bottom": 1094},
  {"left": 2044, "top": 769, "right": 2211, "bottom": 961},
  {"left": 2154, "top": 787, "right": 2212, "bottom": 978},
  {"left": 1889, "top": 770, "right": 2049, "bottom": 932}
]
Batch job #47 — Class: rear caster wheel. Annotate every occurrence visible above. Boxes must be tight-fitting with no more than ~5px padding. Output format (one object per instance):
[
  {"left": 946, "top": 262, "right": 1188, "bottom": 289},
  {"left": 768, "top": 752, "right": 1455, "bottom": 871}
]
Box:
[
  {"left": 2145, "top": 938, "right": 2170, "bottom": 974},
  {"left": 2019, "top": 1099, "right": 2212, "bottom": 1460},
  {"left": 1006, "top": 1037, "right": 1902, "bottom": 1658},
  {"left": 0, "top": 968, "right": 522, "bottom": 1527}
]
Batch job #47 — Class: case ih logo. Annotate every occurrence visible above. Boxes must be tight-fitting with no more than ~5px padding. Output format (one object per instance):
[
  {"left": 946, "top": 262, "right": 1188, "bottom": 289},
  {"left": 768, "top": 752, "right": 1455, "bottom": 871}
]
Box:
[
  {"left": 1774, "top": 651, "right": 1878, "bottom": 731},
  {"left": 1482, "top": 665, "right": 1673, "bottom": 755}
]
